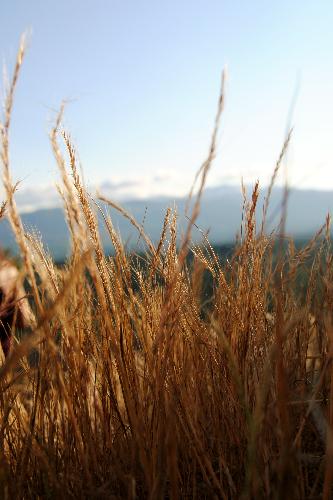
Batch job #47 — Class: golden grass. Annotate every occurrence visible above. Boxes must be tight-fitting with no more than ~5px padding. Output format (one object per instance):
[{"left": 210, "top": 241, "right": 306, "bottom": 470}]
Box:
[{"left": 0, "top": 39, "right": 333, "bottom": 499}]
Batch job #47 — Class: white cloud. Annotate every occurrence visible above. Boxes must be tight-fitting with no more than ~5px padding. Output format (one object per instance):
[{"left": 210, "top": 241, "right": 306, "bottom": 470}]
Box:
[
  {"left": 1, "top": 171, "right": 195, "bottom": 212},
  {"left": 3, "top": 164, "right": 328, "bottom": 215}
]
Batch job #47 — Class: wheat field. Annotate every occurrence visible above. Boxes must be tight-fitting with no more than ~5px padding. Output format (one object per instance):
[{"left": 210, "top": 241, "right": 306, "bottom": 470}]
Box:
[{"left": 0, "top": 40, "right": 332, "bottom": 499}]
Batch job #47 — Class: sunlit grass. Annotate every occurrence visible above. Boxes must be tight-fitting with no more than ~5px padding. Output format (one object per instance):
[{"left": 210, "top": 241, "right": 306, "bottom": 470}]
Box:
[{"left": 0, "top": 38, "right": 332, "bottom": 499}]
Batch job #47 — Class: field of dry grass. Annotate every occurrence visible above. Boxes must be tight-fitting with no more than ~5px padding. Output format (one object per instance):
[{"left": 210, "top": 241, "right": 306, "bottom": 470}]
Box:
[{"left": 0, "top": 40, "right": 333, "bottom": 499}]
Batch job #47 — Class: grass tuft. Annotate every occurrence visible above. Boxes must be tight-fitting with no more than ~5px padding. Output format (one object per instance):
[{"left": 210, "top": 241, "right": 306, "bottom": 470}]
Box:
[{"left": 0, "top": 39, "right": 332, "bottom": 499}]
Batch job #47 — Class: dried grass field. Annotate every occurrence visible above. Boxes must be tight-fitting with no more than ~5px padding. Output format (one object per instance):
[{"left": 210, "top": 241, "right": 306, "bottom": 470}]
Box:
[{"left": 0, "top": 41, "right": 333, "bottom": 499}]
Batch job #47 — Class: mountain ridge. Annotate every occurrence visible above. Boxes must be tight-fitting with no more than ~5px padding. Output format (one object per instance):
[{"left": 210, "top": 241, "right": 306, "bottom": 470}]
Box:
[{"left": 0, "top": 184, "right": 331, "bottom": 260}]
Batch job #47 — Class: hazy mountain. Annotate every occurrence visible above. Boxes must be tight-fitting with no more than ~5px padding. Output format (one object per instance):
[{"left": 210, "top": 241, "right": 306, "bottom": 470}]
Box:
[{"left": 0, "top": 185, "right": 331, "bottom": 260}]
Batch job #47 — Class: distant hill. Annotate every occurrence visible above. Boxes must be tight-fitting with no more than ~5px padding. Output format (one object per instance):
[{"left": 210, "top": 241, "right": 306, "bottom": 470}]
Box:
[{"left": 0, "top": 185, "right": 331, "bottom": 260}]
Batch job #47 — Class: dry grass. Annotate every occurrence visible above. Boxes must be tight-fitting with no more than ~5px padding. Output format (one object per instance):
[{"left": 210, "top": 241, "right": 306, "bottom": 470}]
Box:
[{"left": 0, "top": 39, "right": 333, "bottom": 499}]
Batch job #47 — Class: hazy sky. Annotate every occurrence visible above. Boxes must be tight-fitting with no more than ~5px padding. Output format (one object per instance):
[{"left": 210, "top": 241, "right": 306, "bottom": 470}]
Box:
[{"left": 1, "top": 1, "right": 333, "bottom": 200}]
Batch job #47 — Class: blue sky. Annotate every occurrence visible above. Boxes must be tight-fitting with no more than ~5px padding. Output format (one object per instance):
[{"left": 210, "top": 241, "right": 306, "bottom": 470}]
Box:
[{"left": 1, "top": 1, "right": 333, "bottom": 204}]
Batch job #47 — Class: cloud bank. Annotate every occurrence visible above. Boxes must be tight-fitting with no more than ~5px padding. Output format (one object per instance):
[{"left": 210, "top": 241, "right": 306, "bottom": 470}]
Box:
[{"left": 3, "top": 170, "right": 241, "bottom": 213}]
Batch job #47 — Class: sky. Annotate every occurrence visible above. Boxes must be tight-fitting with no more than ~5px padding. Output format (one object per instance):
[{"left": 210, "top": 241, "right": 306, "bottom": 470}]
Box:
[{"left": 0, "top": 0, "right": 333, "bottom": 208}]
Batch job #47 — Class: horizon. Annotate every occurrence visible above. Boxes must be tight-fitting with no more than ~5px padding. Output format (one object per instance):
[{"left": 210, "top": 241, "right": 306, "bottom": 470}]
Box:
[
  {"left": 7, "top": 176, "right": 333, "bottom": 215},
  {"left": 1, "top": 180, "right": 333, "bottom": 260}
]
